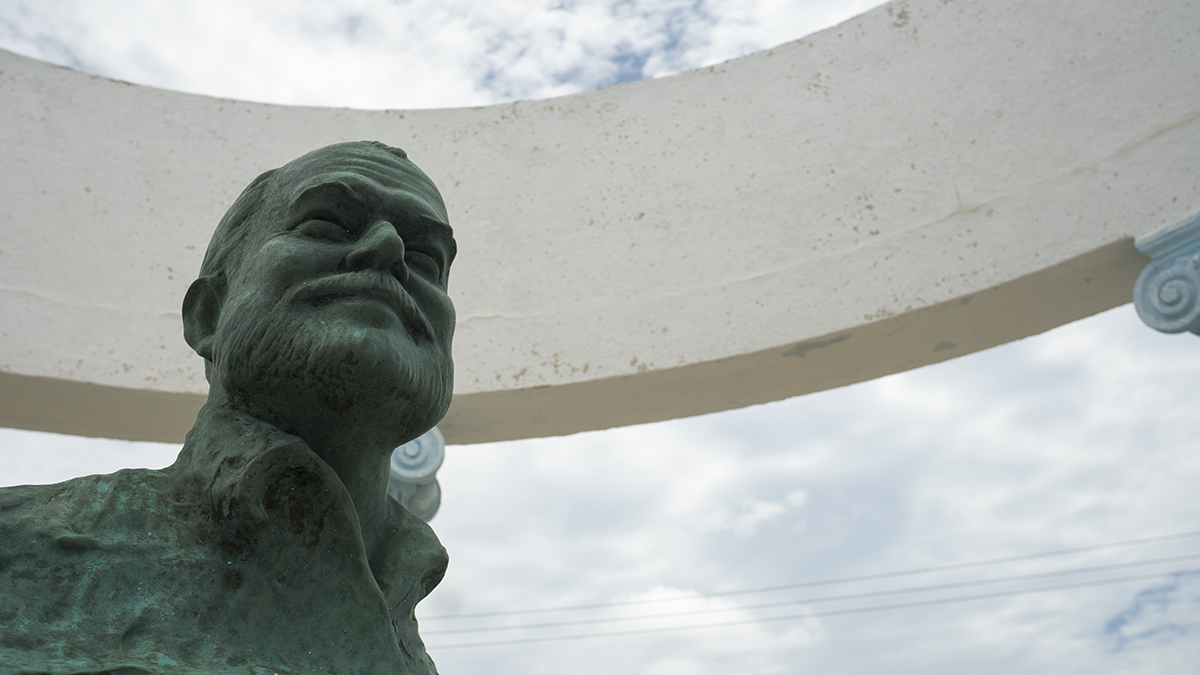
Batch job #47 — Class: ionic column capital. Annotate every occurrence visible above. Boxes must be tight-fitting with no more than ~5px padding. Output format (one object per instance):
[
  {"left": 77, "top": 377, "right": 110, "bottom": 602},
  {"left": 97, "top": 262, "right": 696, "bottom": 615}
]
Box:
[
  {"left": 388, "top": 427, "right": 445, "bottom": 521},
  {"left": 1134, "top": 212, "right": 1200, "bottom": 335}
]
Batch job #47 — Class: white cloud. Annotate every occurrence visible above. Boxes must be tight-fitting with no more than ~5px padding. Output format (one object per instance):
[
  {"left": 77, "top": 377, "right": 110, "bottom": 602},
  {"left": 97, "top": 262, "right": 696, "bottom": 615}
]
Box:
[
  {"left": 0, "top": 428, "right": 178, "bottom": 487},
  {"left": 700, "top": 489, "right": 809, "bottom": 536},
  {"left": 0, "top": 0, "right": 887, "bottom": 108}
]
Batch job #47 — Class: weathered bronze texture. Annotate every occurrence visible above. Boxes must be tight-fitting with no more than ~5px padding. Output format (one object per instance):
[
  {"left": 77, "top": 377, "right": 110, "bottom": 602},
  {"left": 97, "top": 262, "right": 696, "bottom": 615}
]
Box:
[{"left": 0, "top": 141, "right": 456, "bottom": 674}]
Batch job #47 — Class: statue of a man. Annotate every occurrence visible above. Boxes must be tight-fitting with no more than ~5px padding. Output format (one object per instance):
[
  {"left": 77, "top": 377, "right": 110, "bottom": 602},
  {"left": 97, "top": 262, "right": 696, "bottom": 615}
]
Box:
[{"left": 0, "top": 141, "right": 456, "bottom": 674}]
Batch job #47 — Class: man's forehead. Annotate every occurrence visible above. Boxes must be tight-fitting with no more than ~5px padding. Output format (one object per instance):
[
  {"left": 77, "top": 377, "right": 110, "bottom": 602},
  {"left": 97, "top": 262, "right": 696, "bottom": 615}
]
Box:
[{"left": 279, "top": 147, "right": 449, "bottom": 224}]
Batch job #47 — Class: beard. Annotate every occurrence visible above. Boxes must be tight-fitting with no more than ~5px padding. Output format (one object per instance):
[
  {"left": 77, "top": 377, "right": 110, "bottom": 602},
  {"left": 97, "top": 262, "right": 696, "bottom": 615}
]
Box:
[{"left": 212, "top": 300, "right": 453, "bottom": 447}]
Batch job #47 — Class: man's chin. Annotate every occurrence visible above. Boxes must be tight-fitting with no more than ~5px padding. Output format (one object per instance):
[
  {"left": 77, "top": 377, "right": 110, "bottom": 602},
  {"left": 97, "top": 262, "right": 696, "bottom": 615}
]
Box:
[
  {"left": 219, "top": 322, "right": 452, "bottom": 437},
  {"left": 307, "top": 343, "right": 448, "bottom": 413}
]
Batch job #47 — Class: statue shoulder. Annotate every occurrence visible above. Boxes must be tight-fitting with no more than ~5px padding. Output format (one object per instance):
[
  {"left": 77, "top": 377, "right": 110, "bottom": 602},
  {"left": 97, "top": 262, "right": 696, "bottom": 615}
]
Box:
[
  {"left": 0, "top": 468, "right": 205, "bottom": 673},
  {"left": 0, "top": 468, "right": 179, "bottom": 541}
]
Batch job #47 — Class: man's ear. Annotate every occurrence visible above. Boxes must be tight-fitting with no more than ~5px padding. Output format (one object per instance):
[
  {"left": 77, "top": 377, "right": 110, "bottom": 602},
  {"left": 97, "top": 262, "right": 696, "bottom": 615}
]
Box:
[{"left": 182, "top": 275, "right": 223, "bottom": 361}]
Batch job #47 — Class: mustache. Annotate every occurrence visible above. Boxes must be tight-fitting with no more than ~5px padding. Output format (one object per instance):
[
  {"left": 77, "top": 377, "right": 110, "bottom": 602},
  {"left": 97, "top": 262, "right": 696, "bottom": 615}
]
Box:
[{"left": 290, "top": 271, "right": 435, "bottom": 342}]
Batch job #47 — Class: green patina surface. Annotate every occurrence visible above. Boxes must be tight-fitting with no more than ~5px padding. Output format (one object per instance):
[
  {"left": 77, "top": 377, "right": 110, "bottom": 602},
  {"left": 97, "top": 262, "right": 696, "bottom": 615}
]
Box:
[{"left": 0, "top": 142, "right": 458, "bottom": 674}]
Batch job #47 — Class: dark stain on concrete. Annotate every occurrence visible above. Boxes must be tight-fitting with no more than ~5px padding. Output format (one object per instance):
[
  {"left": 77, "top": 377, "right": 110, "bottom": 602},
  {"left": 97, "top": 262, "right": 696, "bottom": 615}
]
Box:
[{"left": 783, "top": 333, "right": 852, "bottom": 358}]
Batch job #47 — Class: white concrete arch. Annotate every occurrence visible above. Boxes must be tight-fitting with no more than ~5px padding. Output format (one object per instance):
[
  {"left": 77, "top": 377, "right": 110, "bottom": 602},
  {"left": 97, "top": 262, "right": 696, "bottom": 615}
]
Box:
[{"left": 1, "top": 0, "right": 1197, "bottom": 444}]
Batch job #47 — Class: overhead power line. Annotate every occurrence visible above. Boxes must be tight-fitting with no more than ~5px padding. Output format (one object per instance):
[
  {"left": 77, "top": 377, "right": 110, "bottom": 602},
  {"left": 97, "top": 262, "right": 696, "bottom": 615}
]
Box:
[
  {"left": 428, "top": 567, "right": 1200, "bottom": 649},
  {"left": 422, "top": 528, "right": 1200, "bottom": 620},
  {"left": 423, "top": 552, "right": 1200, "bottom": 636}
]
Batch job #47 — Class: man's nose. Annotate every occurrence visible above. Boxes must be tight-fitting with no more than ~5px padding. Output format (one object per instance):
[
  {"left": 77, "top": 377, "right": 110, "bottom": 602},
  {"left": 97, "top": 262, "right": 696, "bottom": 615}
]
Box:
[{"left": 346, "top": 221, "right": 408, "bottom": 284}]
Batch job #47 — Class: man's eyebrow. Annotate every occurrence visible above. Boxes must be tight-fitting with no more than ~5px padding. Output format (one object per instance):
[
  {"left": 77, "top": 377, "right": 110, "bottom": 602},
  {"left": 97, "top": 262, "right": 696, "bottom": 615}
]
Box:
[
  {"left": 411, "top": 213, "right": 455, "bottom": 242},
  {"left": 292, "top": 180, "right": 455, "bottom": 249},
  {"left": 291, "top": 182, "right": 366, "bottom": 214},
  {"left": 293, "top": 181, "right": 450, "bottom": 228}
]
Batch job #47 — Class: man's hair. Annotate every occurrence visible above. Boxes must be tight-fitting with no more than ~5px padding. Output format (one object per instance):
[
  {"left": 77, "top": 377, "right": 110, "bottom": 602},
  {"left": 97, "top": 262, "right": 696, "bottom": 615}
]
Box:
[
  {"left": 196, "top": 169, "right": 277, "bottom": 298},
  {"left": 196, "top": 141, "right": 412, "bottom": 295}
]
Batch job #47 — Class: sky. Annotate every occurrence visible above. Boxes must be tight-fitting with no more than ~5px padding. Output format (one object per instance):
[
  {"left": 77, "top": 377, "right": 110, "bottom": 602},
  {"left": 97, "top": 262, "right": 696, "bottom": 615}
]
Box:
[{"left": 2, "top": 1, "right": 1199, "bottom": 674}]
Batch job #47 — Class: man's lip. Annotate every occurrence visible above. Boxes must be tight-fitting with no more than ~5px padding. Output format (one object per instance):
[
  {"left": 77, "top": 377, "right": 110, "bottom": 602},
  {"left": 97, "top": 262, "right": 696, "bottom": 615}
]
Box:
[{"left": 296, "top": 273, "right": 434, "bottom": 341}]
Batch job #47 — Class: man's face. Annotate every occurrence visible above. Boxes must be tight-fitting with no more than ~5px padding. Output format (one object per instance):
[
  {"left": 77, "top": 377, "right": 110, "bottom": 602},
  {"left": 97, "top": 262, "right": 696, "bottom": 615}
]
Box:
[{"left": 211, "top": 145, "right": 457, "bottom": 443}]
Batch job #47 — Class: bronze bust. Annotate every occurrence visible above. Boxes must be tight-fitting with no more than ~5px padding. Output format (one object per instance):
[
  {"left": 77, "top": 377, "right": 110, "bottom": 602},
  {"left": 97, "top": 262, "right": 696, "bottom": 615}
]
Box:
[{"left": 0, "top": 141, "right": 456, "bottom": 674}]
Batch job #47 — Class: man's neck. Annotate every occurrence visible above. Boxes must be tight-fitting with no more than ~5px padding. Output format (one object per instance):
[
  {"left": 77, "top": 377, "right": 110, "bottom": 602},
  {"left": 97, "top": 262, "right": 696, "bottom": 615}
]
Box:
[
  {"left": 300, "top": 435, "right": 394, "bottom": 558},
  {"left": 190, "top": 384, "right": 398, "bottom": 560}
]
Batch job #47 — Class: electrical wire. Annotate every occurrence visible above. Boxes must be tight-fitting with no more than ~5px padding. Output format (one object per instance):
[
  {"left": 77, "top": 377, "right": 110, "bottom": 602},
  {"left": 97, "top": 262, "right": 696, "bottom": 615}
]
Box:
[
  {"left": 428, "top": 567, "right": 1200, "bottom": 649},
  {"left": 423, "top": 552, "right": 1200, "bottom": 636},
  {"left": 422, "top": 528, "right": 1200, "bottom": 620}
]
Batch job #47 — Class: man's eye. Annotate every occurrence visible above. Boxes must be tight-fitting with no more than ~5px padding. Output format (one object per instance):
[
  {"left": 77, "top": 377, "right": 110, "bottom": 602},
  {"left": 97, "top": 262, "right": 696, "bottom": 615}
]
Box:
[
  {"left": 297, "top": 219, "right": 351, "bottom": 241},
  {"left": 405, "top": 250, "right": 442, "bottom": 279}
]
